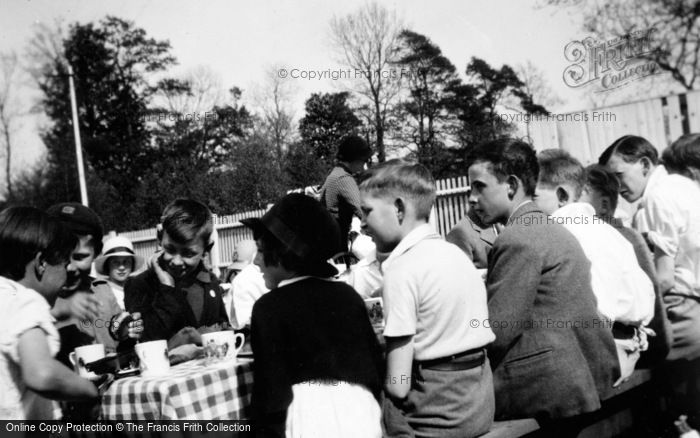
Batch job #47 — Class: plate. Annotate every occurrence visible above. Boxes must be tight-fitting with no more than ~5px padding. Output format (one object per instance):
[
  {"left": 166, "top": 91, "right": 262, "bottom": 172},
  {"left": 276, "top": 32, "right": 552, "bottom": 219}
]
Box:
[{"left": 115, "top": 368, "right": 140, "bottom": 378}]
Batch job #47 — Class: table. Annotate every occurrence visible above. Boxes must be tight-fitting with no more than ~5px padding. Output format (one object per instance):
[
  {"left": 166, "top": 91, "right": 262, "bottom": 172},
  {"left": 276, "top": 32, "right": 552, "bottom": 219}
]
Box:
[{"left": 101, "top": 357, "right": 254, "bottom": 420}]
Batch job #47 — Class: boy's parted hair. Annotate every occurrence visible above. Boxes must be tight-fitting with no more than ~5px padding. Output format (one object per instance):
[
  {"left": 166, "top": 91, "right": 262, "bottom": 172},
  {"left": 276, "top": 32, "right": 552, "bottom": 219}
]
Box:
[
  {"left": 599, "top": 135, "right": 659, "bottom": 166},
  {"left": 0, "top": 206, "right": 77, "bottom": 281},
  {"left": 466, "top": 137, "right": 539, "bottom": 197},
  {"left": 585, "top": 164, "right": 621, "bottom": 211},
  {"left": 537, "top": 149, "right": 585, "bottom": 200},
  {"left": 160, "top": 199, "right": 213, "bottom": 247},
  {"left": 358, "top": 159, "right": 436, "bottom": 220},
  {"left": 663, "top": 133, "right": 700, "bottom": 177}
]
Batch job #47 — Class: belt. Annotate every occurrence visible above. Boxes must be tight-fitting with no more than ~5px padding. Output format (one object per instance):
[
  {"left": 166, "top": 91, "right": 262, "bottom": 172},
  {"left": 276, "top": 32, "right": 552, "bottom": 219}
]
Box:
[{"left": 416, "top": 348, "right": 486, "bottom": 371}]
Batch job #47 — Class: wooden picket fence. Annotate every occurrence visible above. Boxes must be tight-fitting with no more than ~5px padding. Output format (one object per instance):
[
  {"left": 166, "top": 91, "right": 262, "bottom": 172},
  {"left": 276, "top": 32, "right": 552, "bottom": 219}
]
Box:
[
  {"left": 519, "top": 89, "right": 700, "bottom": 164},
  {"left": 118, "top": 178, "right": 470, "bottom": 271}
]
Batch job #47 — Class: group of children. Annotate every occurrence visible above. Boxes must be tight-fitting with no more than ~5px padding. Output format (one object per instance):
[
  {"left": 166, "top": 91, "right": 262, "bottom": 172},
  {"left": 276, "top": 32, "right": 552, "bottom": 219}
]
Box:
[{"left": 1, "top": 132, "right": 699, "bottom": 438}]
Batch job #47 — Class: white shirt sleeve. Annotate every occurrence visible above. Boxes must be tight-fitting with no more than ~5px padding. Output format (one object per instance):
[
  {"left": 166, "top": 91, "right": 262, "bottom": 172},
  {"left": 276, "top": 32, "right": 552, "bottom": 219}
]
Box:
[
  {"left": 382, "top": 267, "right": 418, "bottom": 338},
  {"left": 0, "top": 290, "right": 59, "bottom": 364},
  {"left": 643, "top": 193, "right": 681, "bottom": 258}
]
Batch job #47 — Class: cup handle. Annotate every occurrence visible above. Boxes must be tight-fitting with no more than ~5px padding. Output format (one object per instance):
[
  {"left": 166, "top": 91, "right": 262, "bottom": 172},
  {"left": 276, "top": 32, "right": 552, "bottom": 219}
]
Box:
[
  {"left": 69, "top": 352, "right": 76, "bottom": 367},
  {"left": 232, "top": 333, "right": 245, "bottom": 355}
]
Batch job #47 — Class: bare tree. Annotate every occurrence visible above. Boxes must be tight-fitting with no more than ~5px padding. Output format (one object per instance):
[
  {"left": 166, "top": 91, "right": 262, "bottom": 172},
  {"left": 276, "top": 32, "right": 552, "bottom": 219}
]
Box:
[
  {"left": 25, "top": 20, "right": 66, "bottom": 87},
  {"left": 156, "top": 66, "right": 226, "bottom": 115},
  {"left": 0, "top": 52, "right": 22, "bottom": 198},
  {"left": 545, "top": 0, "right": 700, "bottom": 90},
  {"left": 514, "top": 61, "right": 565, "bottom": 110},
  {"left": 250, "top": 64, "right": 297, "bottom": 163},
  {"left": 330, "top": 2, "right": 404, "bottom": 162}
]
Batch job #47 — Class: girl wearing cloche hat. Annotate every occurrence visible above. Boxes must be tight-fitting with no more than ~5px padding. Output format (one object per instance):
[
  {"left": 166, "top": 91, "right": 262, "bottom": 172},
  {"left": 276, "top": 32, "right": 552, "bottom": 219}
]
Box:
[
  {"left": 242, "top": 193, "right": 383, "bottom": 437},
  {"left": 94, "top": 236, "right": 144, "bottom": 311}
]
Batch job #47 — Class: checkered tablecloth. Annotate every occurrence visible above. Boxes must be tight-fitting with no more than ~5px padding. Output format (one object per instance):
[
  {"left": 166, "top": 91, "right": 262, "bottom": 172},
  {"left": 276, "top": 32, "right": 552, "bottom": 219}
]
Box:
[{"left": 101, "top": 357, "right": 254, "bottom": 420}]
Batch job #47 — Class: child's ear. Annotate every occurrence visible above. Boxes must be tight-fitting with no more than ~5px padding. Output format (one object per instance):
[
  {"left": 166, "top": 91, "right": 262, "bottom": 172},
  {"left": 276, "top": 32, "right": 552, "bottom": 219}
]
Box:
[
  {"left": 555, "top": 186, "right": 570, "bottom": 206},
  {"left": 640, "top": 157, "right": 653, "bottom": 176},
  {"left": 506, "top": 175, "right": 519, "bottom": 200},
  {"left": 33, "top": 252, "right": 46, "bottom": 281},
  {"left": 394, "top": 198, "right": 406, "bottom": 224},
  {"left": 156, "top": 224, "right": 163, "bottom": 242},
  {"left": 600, "top": 196, "right": 612, "bottom": 217}
]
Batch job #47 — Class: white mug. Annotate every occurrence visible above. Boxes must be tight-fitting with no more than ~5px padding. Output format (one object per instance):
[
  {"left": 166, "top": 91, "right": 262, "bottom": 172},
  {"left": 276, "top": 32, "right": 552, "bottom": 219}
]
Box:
[
  {"left": 135, "top": 340, "right": 170, "bottom": 377},
  {"left": 69, "top": 344, "right": 105, "bottom": 380},
  {"left": 201, "top": 331, "right": 245, "bottom": 359}
]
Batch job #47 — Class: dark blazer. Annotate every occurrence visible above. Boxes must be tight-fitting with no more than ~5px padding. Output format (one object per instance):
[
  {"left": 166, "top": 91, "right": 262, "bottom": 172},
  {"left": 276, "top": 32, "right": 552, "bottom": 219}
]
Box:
[
  {"left": 124, "top": 265, "right": 229, "bottom": 342},
  {"left": 486, "top": 202, "right": 620, "bottom": 421},
  {"left": 446, "top": 208, "right": 498, "bottom": 269}
]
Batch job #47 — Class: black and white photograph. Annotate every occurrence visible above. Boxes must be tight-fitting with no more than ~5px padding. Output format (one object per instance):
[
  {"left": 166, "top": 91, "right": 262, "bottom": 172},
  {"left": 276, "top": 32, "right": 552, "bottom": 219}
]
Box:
[{"left": 1, "top": 1, "right": 699, "bottom": 437}]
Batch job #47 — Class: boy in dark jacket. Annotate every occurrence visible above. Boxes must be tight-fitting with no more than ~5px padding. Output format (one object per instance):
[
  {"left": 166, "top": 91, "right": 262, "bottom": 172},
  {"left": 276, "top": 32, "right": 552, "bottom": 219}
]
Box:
[{"left": 125, "top": 199, "right": 229, "bottom": 345}]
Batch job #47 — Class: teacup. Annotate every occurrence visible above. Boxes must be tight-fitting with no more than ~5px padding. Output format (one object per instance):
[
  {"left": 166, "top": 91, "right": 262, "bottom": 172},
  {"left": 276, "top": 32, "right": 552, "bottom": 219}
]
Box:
[
  {"left": 201, "top": 331, "right": 245, "bottom": 359},
  {"left": 69, "top": 344, "right": 105, "bottom": 380},
  {"left": 135, "top": 340, "right": 170, "bottom": 377}
]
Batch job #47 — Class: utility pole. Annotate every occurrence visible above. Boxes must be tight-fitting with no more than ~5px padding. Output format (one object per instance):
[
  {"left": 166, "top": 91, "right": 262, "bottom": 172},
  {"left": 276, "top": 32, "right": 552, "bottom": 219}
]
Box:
[{"left": 67, "top": 64, "right": 89, "bottom": 206}]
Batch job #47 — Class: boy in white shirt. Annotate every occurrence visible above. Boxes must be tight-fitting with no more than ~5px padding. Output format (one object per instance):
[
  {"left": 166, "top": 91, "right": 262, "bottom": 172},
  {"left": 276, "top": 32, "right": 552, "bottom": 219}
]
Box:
[
  {"left": 600, "top": 134, "right": 700, "bottom": 422},
  {"left": 359, "top": 160, "right": 495, "bottom": 438},
  {"left": 534, "top": 149, "right": 655, "bottom": 384}
]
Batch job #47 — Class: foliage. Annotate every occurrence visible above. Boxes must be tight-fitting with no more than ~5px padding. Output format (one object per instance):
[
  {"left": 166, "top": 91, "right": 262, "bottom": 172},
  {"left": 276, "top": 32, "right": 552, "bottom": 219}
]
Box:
[{"left": 295, "top": 91, "right": 362, "bottom": 183}]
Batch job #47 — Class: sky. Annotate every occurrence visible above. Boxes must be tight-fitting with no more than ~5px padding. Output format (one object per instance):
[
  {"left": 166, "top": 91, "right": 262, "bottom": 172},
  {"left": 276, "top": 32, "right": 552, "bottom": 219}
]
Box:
[{"left": 0, "top": 0, "right": 607, "bottom": 179}]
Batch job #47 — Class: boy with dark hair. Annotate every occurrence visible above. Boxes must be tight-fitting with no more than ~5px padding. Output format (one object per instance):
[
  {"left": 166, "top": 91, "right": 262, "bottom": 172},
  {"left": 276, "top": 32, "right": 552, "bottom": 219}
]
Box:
[
  {"left": 47, "top": 203, "right": 142, "bottom": 366},
  {"left": 360, "top": 159, "right": 495, "bottom": 438},
  {"left": 601, "top": 134, "right": 700, "bottom": 424},
  {"left": 663, "top": 133, "right": 700, "bottom": 184},
  {"left": 125, "top": 199, "right": 230, "bottom": 345},
  {"left": 466, "top": 138, "right": 619, "bottom": 422},
  {"left": 535, "top": 149, "right": 655, "bottom": 385}
]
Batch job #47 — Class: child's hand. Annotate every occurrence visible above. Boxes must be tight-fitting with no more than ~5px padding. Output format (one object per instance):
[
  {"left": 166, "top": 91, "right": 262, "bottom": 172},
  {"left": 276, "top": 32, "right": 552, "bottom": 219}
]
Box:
[
  {"left": 110, "top": 312, "right": 144, "bottom": 341},
  {"left": 168, "top": 327, "right": 201, "bottom": 349},
  {"left": 52, "top": 292, "right": 101, "bottom": 321},
  {"left": 126, "top": 312, "right": 143, "bottom": 340},
  {"left": 150, "top": 251, "right": 174, "bottom": 288}
]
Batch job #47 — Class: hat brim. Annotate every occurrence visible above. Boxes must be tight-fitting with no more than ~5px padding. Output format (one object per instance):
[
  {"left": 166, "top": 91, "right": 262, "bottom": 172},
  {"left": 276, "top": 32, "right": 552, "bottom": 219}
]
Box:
[
  {"left": 94, "top": 252, "right": 145, "bottom": 276},
  {"left": 240, "top": 218, "right": 264, "bottom": 237},
  {"left": 240, "top": 217, "right": 338, "bottom": 278}
]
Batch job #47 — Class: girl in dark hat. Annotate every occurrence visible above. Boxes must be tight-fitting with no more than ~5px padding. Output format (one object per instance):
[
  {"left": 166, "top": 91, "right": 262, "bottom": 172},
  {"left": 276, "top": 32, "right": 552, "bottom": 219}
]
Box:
[{"left": 242, "top": 193, "right": 383, "bottom": 438}]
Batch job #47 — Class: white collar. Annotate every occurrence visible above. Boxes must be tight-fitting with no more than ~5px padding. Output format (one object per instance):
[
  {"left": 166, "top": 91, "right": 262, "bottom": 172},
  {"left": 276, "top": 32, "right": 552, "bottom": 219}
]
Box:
[
  {"left": 551, "top": 202, "right": 596, "bottom": 219},
  {"left": 278, "top": 275, "right": 334, "bottom": 288},
  {"left": 640, "top": 165, "right": 667, "bottom": 207},
  {"left": 381, "top": 223, "right": 439, "bottom": 272}
]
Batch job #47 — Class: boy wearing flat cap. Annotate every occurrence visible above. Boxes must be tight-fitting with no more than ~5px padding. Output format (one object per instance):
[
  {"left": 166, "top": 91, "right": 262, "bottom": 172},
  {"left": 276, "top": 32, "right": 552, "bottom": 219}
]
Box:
[
  {"left": 244, "top": 193, "right": 383, "bottom": 438},
  {"left": 47, "top": 203, "right": 142, "bottom": 366}
]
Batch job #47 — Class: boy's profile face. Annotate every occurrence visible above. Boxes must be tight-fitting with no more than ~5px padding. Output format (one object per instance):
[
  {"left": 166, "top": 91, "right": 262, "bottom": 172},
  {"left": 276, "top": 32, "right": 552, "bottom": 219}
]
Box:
[
  {"left": 160, "top": 230, "right": 206, "bottom": 279},
  {"left": 579, "top": 187, "right": 612, "bottom": 218},
  {"left": 605, "top": 154, "right": 649, "bottom": 203},
  {"left": 359, "top": 191, "right": 403, "bottom": 253},
  {"left": 467, "top": 161, "right": 513, "bottom": 225},
  {"left": 64, "top": 235, "right": 97, "bottom": 292},
  {"left": 38, "top": 261, "right": 69, "bottom": 305}
]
